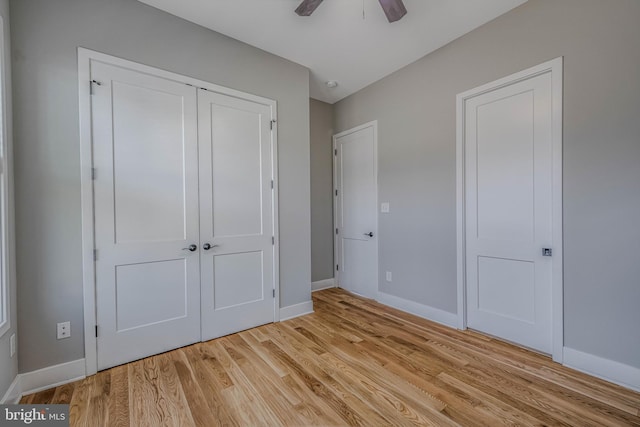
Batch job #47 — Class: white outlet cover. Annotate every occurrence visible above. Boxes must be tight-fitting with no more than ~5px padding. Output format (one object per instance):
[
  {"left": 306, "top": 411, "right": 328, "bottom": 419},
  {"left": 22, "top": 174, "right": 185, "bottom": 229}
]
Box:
[
  {"left": 57, "top": 321, "right": 71, "bottom": 339},
  {"left": 386, "top": 271, "right": 392, "bottom": 282},
  {"left": 381, "top": 202, "right": 390, "bottom": 213},
  {"left": 10, "top": 333, "right": 15, "bottom": 357}
]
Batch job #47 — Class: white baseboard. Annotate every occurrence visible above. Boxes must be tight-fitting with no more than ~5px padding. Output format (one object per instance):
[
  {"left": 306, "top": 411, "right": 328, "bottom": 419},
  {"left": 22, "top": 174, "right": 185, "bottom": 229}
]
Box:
[
  {"left": 279, "top": 301, "right": 314, "bottom": 321},
  {"left": 563, "top": 347, "right": 640, "bottom": 393},
  {"left": 20, "top": 359, "right": 86, "bottom": 396},
  {"left": 376, "top": 291, "right": 458, "bottom": 329},
  {"left": 312, "top": 278, "right": 336, "bottom": 292},
  {"left": 0, "top": 376, "right": 21, "bottom": 404}
]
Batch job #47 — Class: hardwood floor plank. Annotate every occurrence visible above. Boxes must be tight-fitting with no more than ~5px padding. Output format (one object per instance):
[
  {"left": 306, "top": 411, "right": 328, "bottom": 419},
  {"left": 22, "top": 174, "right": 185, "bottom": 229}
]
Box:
[
  {"left": 181, "top": 345, "right": 237, "bottom": 426},
  {"left": 128, "top": 358, "right": 165, "bottom": 427},
  {"left": 20, "top": 288, "right": 640, "bottom": 426},
  {"left": 31, "top": 387, "right": 56, "bottom": 404},
  {"left": 155, "top": 353, "right": 197, "bottom": 426},
  {"left": 171, "top": 350, "right": 219, "bottom": 427},
  {"left": 209, "top": 340, "right": 283, "bottom": 426},
  {"left": 221, "top": 336, "right": 306, "bottom": 426},
  {"left": 262, "top": 338, "right": 368, "bottom": 426},
  {"left": 69, "top": 373, "right": 96, "bottom": 427},
  {"left": 51, "top": 382, "right": 76, "bottom": 405},
  {"left": 107, "top": 365, "right": 129, "bottom": 427},
  {"left": 288, "top": 317, "right": 458, "bottom": 425}
]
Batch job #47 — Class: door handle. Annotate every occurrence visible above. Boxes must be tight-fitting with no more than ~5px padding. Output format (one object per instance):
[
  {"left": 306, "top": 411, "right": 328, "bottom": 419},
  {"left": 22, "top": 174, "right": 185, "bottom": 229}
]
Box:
[
  {"left": 364, "top": 232, "right": 374, "bottom": 237},
  {"left": 182, "top": 244, "right": 197, "bottom": 252},
  {"left": 203, "top": 243, "right": 219, "bottom": 251}
]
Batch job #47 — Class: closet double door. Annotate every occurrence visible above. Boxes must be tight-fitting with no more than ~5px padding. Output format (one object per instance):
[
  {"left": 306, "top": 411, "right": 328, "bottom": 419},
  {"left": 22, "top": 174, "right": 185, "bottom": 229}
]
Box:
[{"left": 91, "top": 62, "right": 276, "bottom": 370}]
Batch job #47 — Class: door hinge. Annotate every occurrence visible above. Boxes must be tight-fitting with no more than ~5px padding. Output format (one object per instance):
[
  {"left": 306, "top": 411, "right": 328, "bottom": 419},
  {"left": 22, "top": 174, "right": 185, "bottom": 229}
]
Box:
[
  {"left": 91, "top": 168, "right": 96, "bottom": 180},
  {"left": 270, "top": 120, "right": 276, "bottom": 130},
  {"left": 272, "top": 289, "right": 275, "bottom": 298},
  {"left": 272, "top": 236, "right": 275, "bottom": 245},
  {"left": 335, "top": 189, "right": 338, "bottom": 196},
  {"left": 95, "top": 325, "right": 98, "bottom": 337},
  {"left": 334, "top": 149, "right": 337, "bottom": 156},
  {"left": 93, "top": 249, "right": 98, "bottom": 261},
  {"left": 336, "top": 264, "right": 339, "bottom": 271},
  {"left": 271, "top": 180, "right": 274, "bottom": 189},
  {"left": 90, "top": 79, "right": 102, "bottom": 95},
  {"left": 335, "top": 228, "right": 338, "bottom": 235}
]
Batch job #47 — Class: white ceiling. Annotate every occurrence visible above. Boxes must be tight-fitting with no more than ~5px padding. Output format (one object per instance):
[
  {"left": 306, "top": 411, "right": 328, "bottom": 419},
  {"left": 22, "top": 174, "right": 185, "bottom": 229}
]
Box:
[{"left": 138, "top": 0, "right": 528, "bottom": 104}]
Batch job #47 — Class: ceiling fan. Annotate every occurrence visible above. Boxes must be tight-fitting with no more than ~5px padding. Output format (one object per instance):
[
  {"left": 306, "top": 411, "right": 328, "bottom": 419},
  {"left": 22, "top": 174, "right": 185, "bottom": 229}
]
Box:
[{"left": 295, "top": 0, "right": 407, "bottom": 23}]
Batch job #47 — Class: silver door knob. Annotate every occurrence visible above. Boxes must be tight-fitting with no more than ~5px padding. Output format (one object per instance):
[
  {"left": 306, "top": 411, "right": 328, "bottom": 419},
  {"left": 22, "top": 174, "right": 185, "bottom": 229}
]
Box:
[
  {"left": 203, "top": 243, "right": 219, "bottom": 251},
  {"left": 182, "top": 244, "right": 197, "bottom": 252},
  {"left": 364, "top": 232, "right": 374, "bottom": 237}
]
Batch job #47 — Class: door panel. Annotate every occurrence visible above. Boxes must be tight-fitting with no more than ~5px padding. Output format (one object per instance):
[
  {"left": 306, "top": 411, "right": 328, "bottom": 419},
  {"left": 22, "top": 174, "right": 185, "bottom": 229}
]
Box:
[
  {"left": 477, "top": 257, "right": 535, "bottom": 323},
  {"left": 335, "top": 124, "right": 378, "bottom": 299},
  {"left": 115, "top": 260, "right": 188, "bottom": 331},
  {"left": 476, "top": 91, "right": 535, "bottom": 242},
  {"left": 465, "top": 72, "right": 553, "bottom": 354},
  {"left": 92, "top": 61, "right": 200, "bottom": 370},
  {"left": 112, "top": 82, "right": 188, "bottom": 243},
  {"left": 210, "top": 104, "right": 264, "bottom": 237},
  {"left": 213, "top": 252, "right": 264, "bottom": 310},
  {"left": 199, "top": 90, "right": 275, "bottom": 341}
]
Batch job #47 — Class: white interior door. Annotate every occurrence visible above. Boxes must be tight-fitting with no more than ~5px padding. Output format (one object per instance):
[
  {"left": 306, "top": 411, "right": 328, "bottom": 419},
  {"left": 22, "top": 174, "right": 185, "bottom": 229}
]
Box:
[
  {"left": 92, "top": 62, "right": 201, "bottom": 370},
  {"left": 464, "top": 72, "right": 554, "bottom": 354},
  {"left": 198, "top": 90, "right": 276, "bottom": 341},
  {"left": 334, "top": 123, "right": 378, "bottom": 299}
]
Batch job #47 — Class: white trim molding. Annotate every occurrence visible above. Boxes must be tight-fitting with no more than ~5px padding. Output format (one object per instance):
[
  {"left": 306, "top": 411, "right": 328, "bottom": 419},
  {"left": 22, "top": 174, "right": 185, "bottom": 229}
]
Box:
[
  {"left": 0, "top": 376, "right": 20, "bottom": 404},
  {"left": 0, "top": 359, "right": 87, "bottom": 403},
  {"left": 456, "top": 57, "right": 564, "bottom": 362},
  {"left": 376, "top": 291, "right": 458, "bottom": 329},
  {"left": 20, "top": 359, "right": 86, "bottom": 396},
  {"left": 563, "top": 348, "right": 640, "bottom": 393},
  {"left": 279, "top": 301, "right": 314, "bottom": 321},
  {"left": 0, "top": 15, "right": 11, "bottom": 339},
  {"left": 312, "top": 278, "right": 336, "bottom": 292}
]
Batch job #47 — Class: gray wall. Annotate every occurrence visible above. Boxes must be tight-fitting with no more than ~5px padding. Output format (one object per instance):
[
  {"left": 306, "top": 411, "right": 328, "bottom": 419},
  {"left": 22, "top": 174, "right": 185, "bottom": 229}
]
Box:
[
  {"left": 334, "top": 0, "right": 640, "bottom": 368},
  {"left": 0, "top": 0, "right": 17, "bottom": 399},
  {"left": 310, "top": 99, "right": 334, "bottom": 282},
  {"left": 11, "top": 0, "right": 311, "bottom": 373}
]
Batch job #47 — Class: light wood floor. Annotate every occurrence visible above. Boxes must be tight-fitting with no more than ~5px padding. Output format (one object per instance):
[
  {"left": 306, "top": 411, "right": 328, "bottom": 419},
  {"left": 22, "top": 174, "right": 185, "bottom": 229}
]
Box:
[{"left": 22, "top": 288, "right": 640, "bottom": 426}]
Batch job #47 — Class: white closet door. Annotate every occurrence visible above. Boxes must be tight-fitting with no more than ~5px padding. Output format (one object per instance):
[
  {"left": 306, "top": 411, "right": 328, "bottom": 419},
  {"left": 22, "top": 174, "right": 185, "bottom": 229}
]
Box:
[
  {"left": 334, "top": 124, "right": 378, "bottom": 299},
  {"left": 464, "top": 72, "right": 554, "bottom": 354},
  {"left": 92, "top": 62, "right": 201, "bottom": 370},
  {"left": 198, "top": 89, "right": 275, "bottom": 341}
]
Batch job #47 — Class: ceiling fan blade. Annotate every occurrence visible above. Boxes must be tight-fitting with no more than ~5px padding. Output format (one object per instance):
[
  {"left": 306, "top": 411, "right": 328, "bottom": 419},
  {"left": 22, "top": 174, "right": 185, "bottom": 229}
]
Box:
[
  {"left": 378, "top": 0, "right": 407, "bottom": 23},
  {"left": 295, "top": 0, "right": 324, "bottom": 16}
]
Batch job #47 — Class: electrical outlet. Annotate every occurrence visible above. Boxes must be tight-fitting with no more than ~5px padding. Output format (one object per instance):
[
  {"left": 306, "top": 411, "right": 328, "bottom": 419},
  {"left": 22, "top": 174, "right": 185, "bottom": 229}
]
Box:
[
  {"left": 57, "top": 321, "right": 71, "bottom": 339},
  {"left": 381, "top": 202, "right": 390, "bottom": 213},
  {"left": 10, "top": 333, "right": 15, "bottom": 357},
  {"left": 386, "top": 271, "right": 392, "bottom": 282}
]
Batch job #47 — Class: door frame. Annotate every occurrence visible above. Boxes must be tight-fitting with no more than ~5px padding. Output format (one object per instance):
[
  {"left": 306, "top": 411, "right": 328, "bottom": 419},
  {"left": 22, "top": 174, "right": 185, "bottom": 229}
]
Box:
[
  {"left": 332, "top": 121, "right": 379, "bottom": 298},
  {"left": 78, "top": 48, "right": 280, "bottom": 376},
  {"left": 456, "top": 57, "right": 564, "bottom": 362}
]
